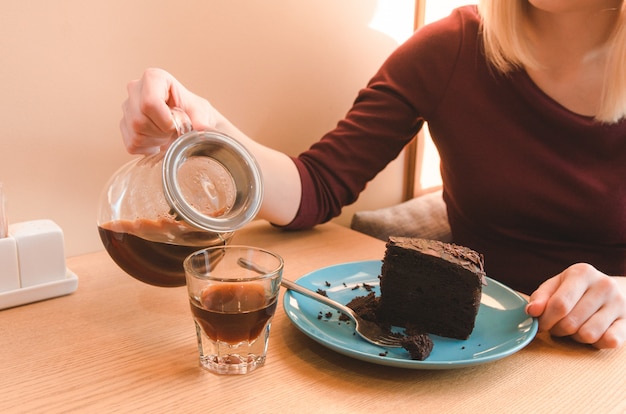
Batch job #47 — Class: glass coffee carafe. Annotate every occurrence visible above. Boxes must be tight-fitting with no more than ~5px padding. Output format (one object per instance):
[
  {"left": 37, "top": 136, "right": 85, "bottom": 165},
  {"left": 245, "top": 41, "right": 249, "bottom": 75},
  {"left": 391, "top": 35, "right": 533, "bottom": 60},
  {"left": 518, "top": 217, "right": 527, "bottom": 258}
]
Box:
[{"left": 97, "top": 108, "right": 263, "bottom": 287}]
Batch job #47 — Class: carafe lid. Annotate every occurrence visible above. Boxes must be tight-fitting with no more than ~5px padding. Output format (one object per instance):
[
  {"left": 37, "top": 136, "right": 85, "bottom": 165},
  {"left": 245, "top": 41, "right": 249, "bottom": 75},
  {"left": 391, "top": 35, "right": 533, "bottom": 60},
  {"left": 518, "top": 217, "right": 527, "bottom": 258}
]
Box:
[{"left": 162, "top": 108, "right": 263, "bottom": 232}]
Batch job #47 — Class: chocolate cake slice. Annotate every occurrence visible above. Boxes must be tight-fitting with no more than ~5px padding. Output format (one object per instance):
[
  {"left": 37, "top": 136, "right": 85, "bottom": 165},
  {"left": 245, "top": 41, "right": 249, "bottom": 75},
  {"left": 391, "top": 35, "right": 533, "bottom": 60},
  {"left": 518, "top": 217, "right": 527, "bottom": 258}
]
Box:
[{"left": 377, "top": 237, "right": 486, "bottom": 340}]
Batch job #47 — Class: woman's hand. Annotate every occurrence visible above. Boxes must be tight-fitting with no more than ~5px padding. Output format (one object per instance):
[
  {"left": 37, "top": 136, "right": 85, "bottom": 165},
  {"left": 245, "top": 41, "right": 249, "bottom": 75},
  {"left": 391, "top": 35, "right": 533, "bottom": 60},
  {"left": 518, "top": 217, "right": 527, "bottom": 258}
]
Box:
[
  {"left": 526, "top": 263, "right": 626, "bottom": 349},
  {"left": 120, "top": 68, "right": 216, "bottom": 155},
  {"left": 119, "top": 67, "right": 303, "bottom": 226}
]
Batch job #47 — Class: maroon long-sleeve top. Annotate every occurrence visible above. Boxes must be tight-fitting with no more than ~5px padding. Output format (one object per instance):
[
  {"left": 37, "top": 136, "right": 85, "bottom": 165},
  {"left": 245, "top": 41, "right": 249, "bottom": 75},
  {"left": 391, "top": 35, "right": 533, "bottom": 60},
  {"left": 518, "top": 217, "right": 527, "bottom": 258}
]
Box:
[{"left": 284, "top": 6, "right": 626, "bottom": 294}]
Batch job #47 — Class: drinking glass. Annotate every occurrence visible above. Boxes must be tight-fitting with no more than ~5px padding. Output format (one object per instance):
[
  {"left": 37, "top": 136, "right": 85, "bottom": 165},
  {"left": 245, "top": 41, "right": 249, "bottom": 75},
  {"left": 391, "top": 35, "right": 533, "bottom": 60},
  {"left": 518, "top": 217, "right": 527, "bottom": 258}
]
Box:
[{"left": 184, "top": 245, "right": 283, "bottom": 374}]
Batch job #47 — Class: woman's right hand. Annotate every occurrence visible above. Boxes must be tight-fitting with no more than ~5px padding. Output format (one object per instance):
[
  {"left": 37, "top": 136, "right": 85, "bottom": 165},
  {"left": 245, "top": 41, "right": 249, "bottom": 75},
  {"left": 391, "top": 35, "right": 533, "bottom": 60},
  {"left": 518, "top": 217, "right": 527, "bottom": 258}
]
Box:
[
  {"left": 120, "top": 68, "right": 217, "bottom": 155},
  {"left": 119, "top": 68, "right": 303, "bottom": 226}
]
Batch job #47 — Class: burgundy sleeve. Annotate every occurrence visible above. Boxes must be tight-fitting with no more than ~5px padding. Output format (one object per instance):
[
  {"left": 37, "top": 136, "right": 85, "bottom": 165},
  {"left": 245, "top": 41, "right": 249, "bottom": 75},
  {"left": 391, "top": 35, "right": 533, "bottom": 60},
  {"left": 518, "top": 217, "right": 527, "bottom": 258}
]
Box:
[{"left": 277, "top": 9, "right": 467, "bottom": 230}]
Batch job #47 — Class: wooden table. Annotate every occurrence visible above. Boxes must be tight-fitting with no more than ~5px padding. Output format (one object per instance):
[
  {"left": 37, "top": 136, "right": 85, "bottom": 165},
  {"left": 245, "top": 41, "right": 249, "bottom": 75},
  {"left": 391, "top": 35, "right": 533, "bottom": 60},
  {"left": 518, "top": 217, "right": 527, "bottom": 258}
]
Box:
[{"left": 1, "top": 221, "right": 624, "bottom": 413}]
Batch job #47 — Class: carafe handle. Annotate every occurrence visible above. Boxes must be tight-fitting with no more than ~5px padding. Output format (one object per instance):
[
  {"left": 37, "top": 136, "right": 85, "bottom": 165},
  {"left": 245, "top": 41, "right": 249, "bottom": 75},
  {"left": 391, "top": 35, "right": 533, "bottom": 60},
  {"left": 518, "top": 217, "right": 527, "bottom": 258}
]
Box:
[{"left": 170, "top": 107, "right": 193, "bottom": 137}]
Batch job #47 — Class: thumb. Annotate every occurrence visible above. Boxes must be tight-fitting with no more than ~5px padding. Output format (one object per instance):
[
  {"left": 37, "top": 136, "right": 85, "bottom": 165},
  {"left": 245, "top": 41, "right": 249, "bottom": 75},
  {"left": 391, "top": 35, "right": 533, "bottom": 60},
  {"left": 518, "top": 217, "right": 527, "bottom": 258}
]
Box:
[{"left": 525, "top": 275, "right": 561, "bottom": 317}]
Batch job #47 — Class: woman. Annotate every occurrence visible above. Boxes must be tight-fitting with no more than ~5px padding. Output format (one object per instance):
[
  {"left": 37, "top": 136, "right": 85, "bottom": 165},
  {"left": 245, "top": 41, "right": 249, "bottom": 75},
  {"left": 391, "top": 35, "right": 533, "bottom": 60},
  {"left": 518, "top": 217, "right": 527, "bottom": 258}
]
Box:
[{"left": 120, "top": 1, "right": 626, "bottom": 348}]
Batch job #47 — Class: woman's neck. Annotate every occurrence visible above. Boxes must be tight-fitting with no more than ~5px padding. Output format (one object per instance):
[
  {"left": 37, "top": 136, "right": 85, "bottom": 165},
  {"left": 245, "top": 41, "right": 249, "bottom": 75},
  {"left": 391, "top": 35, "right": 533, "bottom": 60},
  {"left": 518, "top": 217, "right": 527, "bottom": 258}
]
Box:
[
  {"left": 522, "top": 3, "right": 622, "bottom": 116},
  {"left": 526, "top": 3, "right": 621, "bottom": 65}
]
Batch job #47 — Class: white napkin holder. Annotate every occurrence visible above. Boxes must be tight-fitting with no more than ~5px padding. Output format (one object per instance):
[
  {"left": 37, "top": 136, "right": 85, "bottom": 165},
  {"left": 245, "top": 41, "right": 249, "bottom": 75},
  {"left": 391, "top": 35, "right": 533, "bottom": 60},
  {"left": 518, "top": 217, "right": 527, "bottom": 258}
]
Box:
[{"left": 0, "top": 219, "right": 78, "bottom": 310}]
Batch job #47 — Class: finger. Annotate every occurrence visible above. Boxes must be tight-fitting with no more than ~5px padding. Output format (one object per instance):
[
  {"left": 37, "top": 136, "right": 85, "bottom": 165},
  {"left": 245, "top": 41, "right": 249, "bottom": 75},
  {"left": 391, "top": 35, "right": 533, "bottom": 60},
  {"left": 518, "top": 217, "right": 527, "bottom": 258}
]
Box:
[
  {"left": 568, "top": 304, "right": 618, "bottom": 345},
  {"left": 122, "top": 104, "right": 174, "bottom": 142},
  {"left": 549, "top": 288, "right": 605, "bottom": 338},
  {"left": 591, "top": 318, "right": 626, "bottom": 349},
  {"left": 535, "top": 278, "right": 589, "bottom": 332},
  {"left": 573, "top": 277, "right": 626, "bottom": 347},
  {"left": 550, "top": 275, "right": 621, "bottom": 338},
  {"left": 119, "top": 118, "right": 168, "bottom": 155},
  {"left": 122, "top": 72, "right": 175, "bottom": 139},
  {"left": 121, "top": 85, "right": 176, "bottom": 153},
  {"left": 137, "top": 69, "right": 179, "bottom": 134},
  {"left": 526, "top": 276, "right": 562, "bottom": 318}
]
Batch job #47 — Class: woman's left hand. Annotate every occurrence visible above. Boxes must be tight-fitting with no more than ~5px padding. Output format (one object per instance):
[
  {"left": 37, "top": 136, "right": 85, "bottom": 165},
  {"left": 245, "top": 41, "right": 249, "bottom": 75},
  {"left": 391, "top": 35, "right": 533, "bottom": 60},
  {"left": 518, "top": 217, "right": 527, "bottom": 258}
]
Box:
[{"left": 526, "top": 263, "right": 626, "bottom": 349}]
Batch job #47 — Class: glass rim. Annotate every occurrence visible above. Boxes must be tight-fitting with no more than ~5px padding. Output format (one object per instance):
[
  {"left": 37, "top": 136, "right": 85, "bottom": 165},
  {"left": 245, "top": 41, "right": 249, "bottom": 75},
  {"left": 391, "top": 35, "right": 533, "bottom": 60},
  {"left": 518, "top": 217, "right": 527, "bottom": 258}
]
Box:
[{"left": 183, "top": 245, "right": 284, "bottom": 282}]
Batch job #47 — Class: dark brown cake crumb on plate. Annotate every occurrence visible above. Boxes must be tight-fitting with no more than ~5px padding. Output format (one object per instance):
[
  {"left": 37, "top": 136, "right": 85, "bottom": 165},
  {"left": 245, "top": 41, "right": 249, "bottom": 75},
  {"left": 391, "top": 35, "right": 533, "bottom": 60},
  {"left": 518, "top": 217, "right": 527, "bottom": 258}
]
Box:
[
  {"left": 345, "top": 292, "right": 380, "bottom": 322},
  {"left": 400, "top": 334, "right": 434, "bottom": 361}
]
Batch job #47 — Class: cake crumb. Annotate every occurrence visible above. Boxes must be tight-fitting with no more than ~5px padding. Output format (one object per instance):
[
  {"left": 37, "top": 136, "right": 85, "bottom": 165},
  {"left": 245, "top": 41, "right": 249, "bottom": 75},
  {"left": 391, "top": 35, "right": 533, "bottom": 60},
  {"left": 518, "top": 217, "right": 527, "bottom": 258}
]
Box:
[
  {"left": 400, "top": 334, "right": 434, "bottom": 361},
  {"left": 345, "top": 292, "right": 379, "bottom": 322}
]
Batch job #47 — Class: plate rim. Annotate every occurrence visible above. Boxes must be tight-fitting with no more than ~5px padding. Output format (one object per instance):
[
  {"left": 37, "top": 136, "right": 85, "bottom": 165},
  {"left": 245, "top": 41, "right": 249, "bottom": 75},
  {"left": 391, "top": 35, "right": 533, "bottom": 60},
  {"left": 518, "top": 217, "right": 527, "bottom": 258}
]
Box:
[{"left": 282, "top": 260, "right": 538, "bottom": 369}]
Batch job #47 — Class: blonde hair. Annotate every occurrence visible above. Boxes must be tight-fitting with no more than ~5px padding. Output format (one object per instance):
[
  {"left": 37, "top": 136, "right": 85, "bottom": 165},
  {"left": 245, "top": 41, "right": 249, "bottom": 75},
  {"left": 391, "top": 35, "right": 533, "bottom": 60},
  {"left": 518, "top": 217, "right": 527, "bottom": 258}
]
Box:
[{"left": 478, "top": 0, "right": 626, "bottom": 123}]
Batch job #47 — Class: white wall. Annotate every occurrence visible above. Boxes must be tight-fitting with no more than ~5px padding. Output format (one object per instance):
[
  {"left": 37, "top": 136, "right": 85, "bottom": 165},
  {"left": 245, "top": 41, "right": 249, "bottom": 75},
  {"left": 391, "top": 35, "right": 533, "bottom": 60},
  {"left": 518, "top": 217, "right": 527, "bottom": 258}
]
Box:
[{"left": 0, "top": 0, "right": 418, "bottom": 256}]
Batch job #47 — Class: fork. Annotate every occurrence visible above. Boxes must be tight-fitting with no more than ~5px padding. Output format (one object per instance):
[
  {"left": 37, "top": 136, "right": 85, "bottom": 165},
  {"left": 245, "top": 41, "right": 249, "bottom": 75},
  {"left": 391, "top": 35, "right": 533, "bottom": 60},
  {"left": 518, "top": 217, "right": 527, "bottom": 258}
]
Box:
[
  {"left": 236, "top": 257, "right": 403, "bottom": 348},
  {"left": 281, "top": 279, "right": 403, "bottom": 348}
]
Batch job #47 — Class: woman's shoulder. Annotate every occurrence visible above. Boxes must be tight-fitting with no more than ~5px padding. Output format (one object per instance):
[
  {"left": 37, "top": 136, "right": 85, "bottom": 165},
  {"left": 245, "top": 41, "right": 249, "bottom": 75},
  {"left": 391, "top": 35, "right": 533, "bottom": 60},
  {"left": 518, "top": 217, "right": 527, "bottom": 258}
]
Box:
[
  {"left": 374, "top": 6, "right": 483, "bottom": 115},
  {"left": 386, "top": 5, "right": 481, "bottom": 69},
  {"left": 412, "top": 5, "right": 480, "bottom": 50},
  {"left": 425, "top": 5, "right": 480, "bottom": 31}
]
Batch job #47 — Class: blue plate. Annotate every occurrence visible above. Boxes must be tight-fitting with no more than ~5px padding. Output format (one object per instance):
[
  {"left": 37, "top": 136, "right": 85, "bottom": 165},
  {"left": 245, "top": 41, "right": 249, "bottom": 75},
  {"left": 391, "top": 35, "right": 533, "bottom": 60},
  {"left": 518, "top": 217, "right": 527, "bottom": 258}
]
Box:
[{"left": 282, "top": 260, "right": 538, "bottom": 369}]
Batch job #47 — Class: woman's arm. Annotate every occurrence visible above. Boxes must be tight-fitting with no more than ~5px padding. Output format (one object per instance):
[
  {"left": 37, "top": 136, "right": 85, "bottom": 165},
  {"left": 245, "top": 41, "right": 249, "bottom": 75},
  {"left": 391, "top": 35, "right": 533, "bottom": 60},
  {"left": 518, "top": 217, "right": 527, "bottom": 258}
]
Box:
[{"left": 119, "top": 68, "right": 301, "bottom": 226}]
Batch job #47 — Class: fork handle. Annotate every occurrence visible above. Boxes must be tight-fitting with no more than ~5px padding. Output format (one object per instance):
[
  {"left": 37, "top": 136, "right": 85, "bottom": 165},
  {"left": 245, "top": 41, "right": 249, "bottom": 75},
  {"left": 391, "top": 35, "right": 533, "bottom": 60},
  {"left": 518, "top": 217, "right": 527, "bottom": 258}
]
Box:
[
  {"left": 281, "top": 279, "right": 356, "bottom": 318},
  {"left": 238, "top": 257, "right": 356, "bottom": 318}
]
